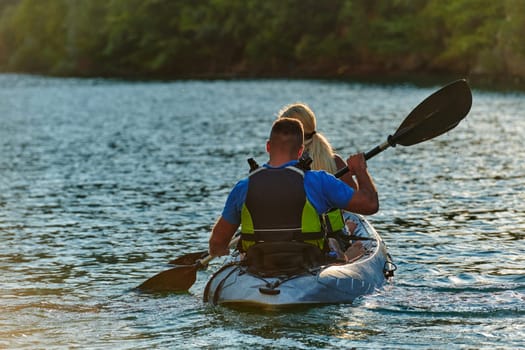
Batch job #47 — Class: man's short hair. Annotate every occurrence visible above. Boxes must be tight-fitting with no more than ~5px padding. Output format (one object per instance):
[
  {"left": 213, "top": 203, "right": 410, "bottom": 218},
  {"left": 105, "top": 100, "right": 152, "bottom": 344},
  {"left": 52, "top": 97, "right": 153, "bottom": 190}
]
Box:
[{"left": 269, "top": 118, "right": 304, "bottom": 154}]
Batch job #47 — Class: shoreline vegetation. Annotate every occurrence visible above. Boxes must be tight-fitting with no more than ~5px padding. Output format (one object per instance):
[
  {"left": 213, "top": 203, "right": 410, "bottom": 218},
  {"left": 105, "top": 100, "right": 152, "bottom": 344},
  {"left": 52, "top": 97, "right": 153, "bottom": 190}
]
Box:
[{"left": 2, "top": 0, "right": 525, "bottom": 91}]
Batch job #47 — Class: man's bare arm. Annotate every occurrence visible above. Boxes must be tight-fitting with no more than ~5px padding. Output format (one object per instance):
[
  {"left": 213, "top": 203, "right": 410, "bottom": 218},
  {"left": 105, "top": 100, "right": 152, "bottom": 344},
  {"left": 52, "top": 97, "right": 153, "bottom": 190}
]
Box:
[
  {"left": 209, "top": 216, "right": 239, "bottom": 256},
  {"left": 344, "top": 153, "right": 379, "bottom": 215}
]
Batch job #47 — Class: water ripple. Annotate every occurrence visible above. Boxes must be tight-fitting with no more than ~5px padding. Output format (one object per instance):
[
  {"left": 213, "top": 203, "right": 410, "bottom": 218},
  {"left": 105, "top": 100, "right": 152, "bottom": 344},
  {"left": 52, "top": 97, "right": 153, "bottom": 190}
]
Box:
[{"left": 1, "top": 75, "right": 524, "bottom": 349}]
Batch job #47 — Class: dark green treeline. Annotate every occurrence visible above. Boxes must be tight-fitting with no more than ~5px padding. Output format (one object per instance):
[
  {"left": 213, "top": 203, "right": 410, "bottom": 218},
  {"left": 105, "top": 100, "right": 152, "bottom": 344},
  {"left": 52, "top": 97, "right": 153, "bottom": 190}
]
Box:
[{"left": 1, "top": 0, "right": 524, "bottom": 85}]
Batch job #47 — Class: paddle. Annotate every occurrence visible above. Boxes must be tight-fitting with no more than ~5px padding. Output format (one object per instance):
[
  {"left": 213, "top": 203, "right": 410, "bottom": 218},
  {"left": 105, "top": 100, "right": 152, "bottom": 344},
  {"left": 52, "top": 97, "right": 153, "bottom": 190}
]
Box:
[
  {"left": 136, "top": 236, "right": 240, "bottom": 293},
  {"left": 334, "top": 79, "right": 472, "bottom": 177}
]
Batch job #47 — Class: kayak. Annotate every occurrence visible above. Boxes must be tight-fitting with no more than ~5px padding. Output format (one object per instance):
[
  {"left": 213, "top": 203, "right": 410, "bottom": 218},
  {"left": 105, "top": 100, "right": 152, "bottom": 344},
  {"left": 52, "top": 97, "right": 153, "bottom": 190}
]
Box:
[{"left": 203, "top": 213, "right": 395, "bottom": 309}]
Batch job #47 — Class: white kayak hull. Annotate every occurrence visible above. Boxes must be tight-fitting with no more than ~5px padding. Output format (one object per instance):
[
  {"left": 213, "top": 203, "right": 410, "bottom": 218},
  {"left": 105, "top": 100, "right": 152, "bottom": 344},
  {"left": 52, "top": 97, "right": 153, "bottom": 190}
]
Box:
[{"left": 203, "top": 214, "right": 394, "bottom": 308}]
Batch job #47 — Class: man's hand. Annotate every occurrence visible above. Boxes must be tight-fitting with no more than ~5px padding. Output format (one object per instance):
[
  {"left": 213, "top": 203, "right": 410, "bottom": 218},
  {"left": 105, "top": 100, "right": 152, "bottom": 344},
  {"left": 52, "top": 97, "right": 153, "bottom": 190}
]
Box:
[
  {"left": 344, "top": 152, "right": 378, "bottom": 215},
  {"left": 346, "top": 153, "right": 367, "bottom": 174}
]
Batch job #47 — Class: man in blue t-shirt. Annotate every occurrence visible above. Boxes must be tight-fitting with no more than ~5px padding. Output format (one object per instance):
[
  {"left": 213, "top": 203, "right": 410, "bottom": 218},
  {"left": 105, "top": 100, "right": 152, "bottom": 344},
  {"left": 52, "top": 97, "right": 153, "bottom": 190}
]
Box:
[{"left": 209, "top": 118, "right": 378, "bottom": 256}]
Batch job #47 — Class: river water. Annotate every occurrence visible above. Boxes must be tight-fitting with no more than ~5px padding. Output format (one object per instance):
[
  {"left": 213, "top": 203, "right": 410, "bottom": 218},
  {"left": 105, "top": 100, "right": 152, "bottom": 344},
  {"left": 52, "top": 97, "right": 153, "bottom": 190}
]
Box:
[{"left": 0, "top": 74, "right": 523, "bottom": 349}]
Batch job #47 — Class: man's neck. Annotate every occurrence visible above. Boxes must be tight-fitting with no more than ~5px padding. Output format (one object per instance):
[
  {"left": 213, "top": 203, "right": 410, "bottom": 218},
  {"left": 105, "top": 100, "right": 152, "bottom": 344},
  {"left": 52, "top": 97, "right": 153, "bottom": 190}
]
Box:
[{"left": 267, "top": 156, "right": 296, "bottom": 167}]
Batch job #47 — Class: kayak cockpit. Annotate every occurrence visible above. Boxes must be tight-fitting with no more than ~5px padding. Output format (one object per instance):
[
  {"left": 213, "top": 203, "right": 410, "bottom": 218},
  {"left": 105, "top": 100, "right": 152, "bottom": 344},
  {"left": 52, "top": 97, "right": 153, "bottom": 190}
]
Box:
[{"left": 203, "top": 213, "right": 394, "bottom": 308}]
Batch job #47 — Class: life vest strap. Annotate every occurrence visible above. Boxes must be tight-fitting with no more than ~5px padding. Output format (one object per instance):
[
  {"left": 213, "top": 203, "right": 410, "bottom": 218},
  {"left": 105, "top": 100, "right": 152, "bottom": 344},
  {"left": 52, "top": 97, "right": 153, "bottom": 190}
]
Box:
[{"left": 241, "top": 231, "right": 324, "bottom": 242}]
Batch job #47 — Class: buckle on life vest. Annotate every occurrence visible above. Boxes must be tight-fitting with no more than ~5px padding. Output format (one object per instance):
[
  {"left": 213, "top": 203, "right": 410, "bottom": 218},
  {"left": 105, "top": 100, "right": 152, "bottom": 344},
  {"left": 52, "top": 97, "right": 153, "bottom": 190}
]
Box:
[{"left": 259, "top": 287, "right": 281, "bottom": 295}]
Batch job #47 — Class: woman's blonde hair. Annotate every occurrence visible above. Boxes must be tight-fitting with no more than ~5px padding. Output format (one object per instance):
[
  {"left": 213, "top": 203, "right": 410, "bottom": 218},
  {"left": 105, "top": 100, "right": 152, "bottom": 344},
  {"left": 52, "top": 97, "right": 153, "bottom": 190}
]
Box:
[{"left": 277, "top": 103, "right": 338, "bottom": 174}]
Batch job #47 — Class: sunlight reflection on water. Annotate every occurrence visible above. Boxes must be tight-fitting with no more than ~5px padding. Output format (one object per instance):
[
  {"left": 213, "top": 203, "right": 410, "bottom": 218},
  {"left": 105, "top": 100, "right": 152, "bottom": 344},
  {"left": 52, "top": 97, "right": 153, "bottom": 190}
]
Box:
[{"left": 0, "top": 75, "right": 523, "bottom": 349}]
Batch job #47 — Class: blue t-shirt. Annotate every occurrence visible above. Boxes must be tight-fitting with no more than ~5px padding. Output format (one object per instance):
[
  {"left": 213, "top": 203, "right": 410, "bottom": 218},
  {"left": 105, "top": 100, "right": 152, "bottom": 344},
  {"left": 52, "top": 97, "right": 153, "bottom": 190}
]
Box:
[{"left": 221, "top": 160, "right": 354, "bottom": 225}]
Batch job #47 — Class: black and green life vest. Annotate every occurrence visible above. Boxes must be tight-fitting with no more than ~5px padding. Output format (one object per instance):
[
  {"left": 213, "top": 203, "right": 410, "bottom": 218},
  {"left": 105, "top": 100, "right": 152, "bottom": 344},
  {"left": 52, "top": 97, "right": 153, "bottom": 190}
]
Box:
[{"left": 240, "top": 166, "right": 325, "bottom": 252}]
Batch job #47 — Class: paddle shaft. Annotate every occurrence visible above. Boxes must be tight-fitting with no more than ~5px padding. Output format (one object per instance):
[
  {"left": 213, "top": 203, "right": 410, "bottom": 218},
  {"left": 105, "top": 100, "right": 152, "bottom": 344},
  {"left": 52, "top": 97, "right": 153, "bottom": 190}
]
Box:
[
  {"left": 195, "top": 253, "right": 214, "bottom": 267},
  {"left": 333, "top": 139, "right": 394, "bottom": 178},
  {"left": 168, "top": 233, "right": 241, "bottom": 265},
  {"left": 334, "top": 133, "right": 400, "bottom": 177},
  {"left": 199, "top": 235, "right": 240, "bottom": 266}
]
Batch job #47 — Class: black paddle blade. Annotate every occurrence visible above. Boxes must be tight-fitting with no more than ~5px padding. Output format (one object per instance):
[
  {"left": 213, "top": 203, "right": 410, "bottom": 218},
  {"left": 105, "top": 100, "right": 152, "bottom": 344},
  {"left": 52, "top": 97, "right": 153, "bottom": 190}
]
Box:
[
  {"left": 391, "top": 79, "right": 472, "bottom": 146},
  {"left": 136, "top": 265, "right": 198, "bottom": 293},
  {"left": 168, "top": 251, "right": 208, "bottom": 265}
]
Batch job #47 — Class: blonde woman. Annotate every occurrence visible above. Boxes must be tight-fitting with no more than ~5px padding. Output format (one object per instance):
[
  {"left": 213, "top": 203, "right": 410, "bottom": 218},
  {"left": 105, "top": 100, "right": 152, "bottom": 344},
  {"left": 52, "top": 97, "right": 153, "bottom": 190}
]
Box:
[
  {"left": 278, "top": 102, "right": 364, "bottom": 261},
  {"left": 277, "top": 103, "right": 356, "bottom": 185}
]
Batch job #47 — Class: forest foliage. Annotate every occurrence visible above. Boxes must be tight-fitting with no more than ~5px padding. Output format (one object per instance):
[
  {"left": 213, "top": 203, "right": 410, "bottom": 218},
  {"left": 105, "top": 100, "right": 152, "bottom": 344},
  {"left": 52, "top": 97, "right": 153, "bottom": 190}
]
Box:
[{"left": 1, "top": 0, "right": 524, "bottom": 86}]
